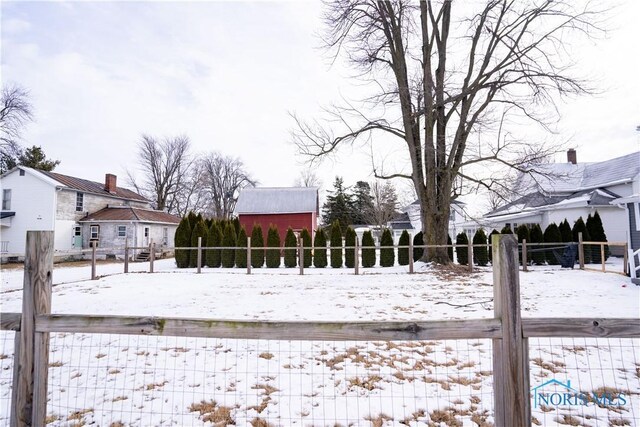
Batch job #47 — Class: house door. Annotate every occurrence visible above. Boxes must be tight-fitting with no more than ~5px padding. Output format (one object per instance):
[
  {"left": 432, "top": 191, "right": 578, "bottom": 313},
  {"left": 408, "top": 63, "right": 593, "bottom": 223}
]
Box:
[
  {"left": 73, "top": 226, "right": 82, "bottom": 247},
  {"left": 143, "top": 227, "right": 150, "bottom": 246}
]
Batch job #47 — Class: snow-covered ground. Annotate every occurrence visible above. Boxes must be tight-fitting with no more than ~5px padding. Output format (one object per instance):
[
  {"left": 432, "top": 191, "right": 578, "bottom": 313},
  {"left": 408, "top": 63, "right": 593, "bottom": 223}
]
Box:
[{"left": 0, "top": 258, "right": 638, "bottom": 426}]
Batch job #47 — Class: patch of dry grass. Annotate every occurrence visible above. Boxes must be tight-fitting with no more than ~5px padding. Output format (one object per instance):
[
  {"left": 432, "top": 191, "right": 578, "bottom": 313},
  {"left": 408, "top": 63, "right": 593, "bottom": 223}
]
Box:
[{"left": 189, "top": 400, "right": 235, "bottom": 426}]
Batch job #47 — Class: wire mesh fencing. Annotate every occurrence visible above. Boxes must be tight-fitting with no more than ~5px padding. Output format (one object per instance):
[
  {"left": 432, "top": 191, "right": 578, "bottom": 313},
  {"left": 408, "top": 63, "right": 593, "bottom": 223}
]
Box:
[
  {"left": 0, "top": 331, "right": 15, "bottom": 425},
  {"left": 529, "top": 337, "right": 639, "bottom": 427},
  {"left": 39, "top": 333, "right": 494, "bottom": 426}
]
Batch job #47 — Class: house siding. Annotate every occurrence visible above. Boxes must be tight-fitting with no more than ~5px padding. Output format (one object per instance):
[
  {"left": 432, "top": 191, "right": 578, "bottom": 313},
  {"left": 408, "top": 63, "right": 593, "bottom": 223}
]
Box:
[
  {"left": 56, "top": 189, "right": 149, "bottom": 221},
  {"left": 0, "top": 169, "right": 56, "bottom": 254}
]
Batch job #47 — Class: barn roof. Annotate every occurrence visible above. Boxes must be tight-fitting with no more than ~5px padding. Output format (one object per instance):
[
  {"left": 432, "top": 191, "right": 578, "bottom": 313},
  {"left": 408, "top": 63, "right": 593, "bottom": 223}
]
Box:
[
  {"left": 235, "top": 187, "right": 319, "bottom": 214},
  {"left": 79, "top": 206, "right": 181, "bottom": 224}
]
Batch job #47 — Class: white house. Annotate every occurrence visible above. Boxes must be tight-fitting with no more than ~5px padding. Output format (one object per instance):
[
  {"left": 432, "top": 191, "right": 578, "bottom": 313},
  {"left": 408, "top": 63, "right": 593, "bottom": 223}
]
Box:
[
  {"left": 388, "top": 199, "right": 469, "bottom": 240},
  {"left": 470, "top": 150, "right": 640, "bottom": 255},
  {"left": 0, "top": 167, "right": 180, "bottom": 258},
  {"left": 612, "top": 193, "right": 640, "bottom": 283}
]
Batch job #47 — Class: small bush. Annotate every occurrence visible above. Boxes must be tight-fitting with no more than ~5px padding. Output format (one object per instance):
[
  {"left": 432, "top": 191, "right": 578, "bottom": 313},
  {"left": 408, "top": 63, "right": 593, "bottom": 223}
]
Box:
[
  {"left": 300, "top": 228, "right": 312, "bottom": 268},
  {"left": 221, "top": 223, "right": 236, "bottom": 268},
  {"left": 447, "top": 234, "right": 454, "bottom": 262},
  {"left": 397, "top": 230, "right": 410, "bottom": 266},
  {"left": 266, "top": 225, "right": 281, "bottom": 268},
  {"left": 572, "top": 217, "right": 591, "bottom": 263},
  {"left": 456, "top": 232, "right": 468, "bottom": 265},
  {"left": 174, "top": 217, "right": 191, "bottom": 268},
  {"left": 543, "top": 223, "right": 561, "bottom": 265},
  {"left": 529, "top": 224, "right": 545, "bottom": 265},
  {"left": 500, "top": 224, "right": 513, "bottom": 234},
  {"left": 313, "top": 228, "right": 327, "bottom": 268},
  {"left": 487, "top": 229, "right": 499, "bottom": 263},
  {"left": 412, "top": 231, "right": 423, "bottom": 261},
  {"left": 235, "top": 226, "right": 248, "bottom": 268},
  {"left": 189, "top": 219, "right": 208, "bottom": 268},
  {"left": 472, "top": 229, "right": 488, "bottom": 266},
  {"left": 284, "top": 228, "right": 297, "bottom": 268},
  {"left": 250, "top": 224, "right": 265, "bottom": 268},
  {"left": 344, "top": 227, "right": 356, "bottom": 268},
  {"left": 379, "top": 229, "right": 394, "bottom": 267},
  {"left": 206, "top": 222, "right": 222, "bottom": 268},
  {"left": 559, "top": 219, "right": 572, "bottom": 243},
  {"left": 587, "top": 211, "right": 609, "bottom": 263},
  {"left": 515, "top": 225, "right": 530, "bottom": 265},
  {"left": 329, "top": 221, "right": 343, "bottom": 268},
  {"left": 361, "top": 230, "right": 376, "bottom": 267}
]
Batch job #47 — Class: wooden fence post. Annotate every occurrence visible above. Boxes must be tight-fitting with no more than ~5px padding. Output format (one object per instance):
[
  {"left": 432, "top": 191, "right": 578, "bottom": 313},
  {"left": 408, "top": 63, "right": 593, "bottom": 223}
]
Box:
[
  {"left": 247, "top": 237, "right": 252, "bottom": 275},
  {"left": 408, "top": 237, "right": 414, "bottom": 274},
  {"left": 124, "top": 239, "right": 129, "bottom": 274},
  {"left": 492, "top": 233, "right": 530, "bottom": 427},
  {"left": 91, "top": 241, "right": 97, "bottom": 280},
  {"left": 14, "top": 231, "right": 53, "bottom": 426},
  {"left": 578, "top": 232, "right": 584, "bottom": 269},
  {"left": 298, "top": 236, "right": 304, "bottom": 275},
  {"left": 600, "top": 243, "right": 605, "bottom": 273},
  {"left": 467, "top": 237, "right": 473, "bottom": 273},
  {"left": 522, "top": 239, "right": 528, "bottom": 272},
  {"left": 149, "top": 242, "right": 155, "bottom": 273},
  {"left": 354, "top": 237, "right": 359, "bottom": 275},
  {"left": 197, "top": 237, "right": 202, "bottom": 274}
]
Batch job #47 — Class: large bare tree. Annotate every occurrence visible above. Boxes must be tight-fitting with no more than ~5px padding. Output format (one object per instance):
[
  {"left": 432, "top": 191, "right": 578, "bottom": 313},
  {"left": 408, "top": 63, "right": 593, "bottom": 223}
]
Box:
[
  {"left": 127, "top": 134, "right": 191, "bottom": 212},
  {"left": 0, "top": 84, "right": 33, "bottom": 173},
  {"left": 201, "top": 152, "right": 256, "bottom": 219},
  {"left": 293, "top": 0, "right": 602, "bottom": 263}
]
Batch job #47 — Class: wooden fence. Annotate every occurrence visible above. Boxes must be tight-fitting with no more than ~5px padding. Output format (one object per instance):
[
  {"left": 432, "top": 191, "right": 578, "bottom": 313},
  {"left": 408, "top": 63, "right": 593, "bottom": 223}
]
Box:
[{"left": 1, "top": 231, "right": 638, "bottom": 426}]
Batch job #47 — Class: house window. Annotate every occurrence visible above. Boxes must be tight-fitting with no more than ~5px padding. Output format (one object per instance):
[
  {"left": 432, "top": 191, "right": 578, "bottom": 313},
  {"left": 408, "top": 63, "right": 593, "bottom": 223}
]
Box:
[
  {"left": 19, "top": 169, "right": 25, "bottom": 176},
  {"left": 74, "top": 226, "right": 81, "bottom": 237},
  {"left": 162, "top": 227, "right": 168, "bottom": 245},
  {"left": 2, "top": 189, "right": 11, "bottom": 210},
  {"left": 90, "top": 225, "right": 100, "bottom": 240},
  {"left": 117, "top": 225, "right": 127, "bottom": 237},
  {"left": 76, "top": 192, "right": 84, "bottom": 212}
]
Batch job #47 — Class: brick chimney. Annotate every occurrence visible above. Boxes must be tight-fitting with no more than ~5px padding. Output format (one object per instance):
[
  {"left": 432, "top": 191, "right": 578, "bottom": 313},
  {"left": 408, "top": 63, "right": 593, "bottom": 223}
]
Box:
[
  {"left": 105, "top": 174, "right": 117, "bottom": 194},
  {"left": 567, "top": 149, "right": 577, "bottom": 165}
]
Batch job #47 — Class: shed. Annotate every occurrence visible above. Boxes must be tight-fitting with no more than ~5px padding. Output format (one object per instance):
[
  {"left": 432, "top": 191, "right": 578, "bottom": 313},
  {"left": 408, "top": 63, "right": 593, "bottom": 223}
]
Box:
[{"left": 235, "top": 187, "right": 319, "bottom": 242}]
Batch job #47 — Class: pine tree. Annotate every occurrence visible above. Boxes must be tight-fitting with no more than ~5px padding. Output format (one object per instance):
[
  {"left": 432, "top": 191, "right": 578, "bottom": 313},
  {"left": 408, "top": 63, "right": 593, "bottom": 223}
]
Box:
[
  {"left": 412, "top": 231, "right": 424, "bottom": 261},
  {"left": 221, "top": 222, "right": 236, "bottom": 268},
  {"left": 322, "top": 177, "right": 354, "bottom": 232},
  {"left": 397, "top": 230, "right": 410, "bottom": 266},
  {"left": 284, "top": 228, "right": 297, "bottom": 268},
  {"left": 206, "top": 222, "right": 223, "bottom": 268},
  {"left": 232, "top": 217, "right": 241, "bottom": 235},
  {"left": 351, "top": 181, "right": 374, "bottom": 225},
  {"left": 344, "top": 227, "right": 356, "bottom": 268},
  {"left": 530, "top": 224, "right": 545, "bottom": 265},
  {"left": 543, "top": 223, "right": 561, "bottom": 265},
  {"left": 174, "top": 217, "right": 191, "bottom": 268},
  {"left": 189, "top": 219, "right": 208, "bottom": 268},
  {"left": 456, "top": 232, "right": 468, "bottom": 265},
  {"left": 500, "top": 224, "right": 513, "bottom": 234},
  {"left": 447, "top": 234, "right": 454, "bottom": 262},
  {"left": 235, "top": 226, "right": 248, "bottom": 268},
  {"left": 559, "top": 219, "right": 572, "bottom": 242},
  {"left": 313, "top": 228, "right": 327, "bottom": 268},
  {"left": 572, "top": 217, "right": 592, "bottom": 263},
  {"left": 330, "top": 220, "right": 343, "bottom": 268},
  {"left": 380, "top": 228, "right": 394, "bottom": 267},
  {"left": 361, "top": 230, "right": 376, "bottom": 267},
  {"left": 587, "top": 210, "right": 609, "bottom": 263},
  {"left": 487, "top": 229, "right": 499, "bottom": 263},
  {"left": 300, "top": 228, "right": 312, "bottom": 268},
  {"left": 250, "top": 224, "right": 265, "bottom": 268},
  {"left": 187, "top": 211, "right": 198, "bottom": 230},
  {"left": 472, "top": 229, "right": 488, "bottom": 266},
  {"left": 266, "top": 225, "right": 281, "bottom": 268},
  {"left": 515, "top": 225, "right": 530, "bottom": 265}
]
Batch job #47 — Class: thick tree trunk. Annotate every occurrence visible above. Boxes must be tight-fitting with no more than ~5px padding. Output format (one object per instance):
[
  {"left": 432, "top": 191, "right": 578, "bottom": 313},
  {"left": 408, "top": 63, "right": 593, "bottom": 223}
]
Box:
[{"left": 418, "top": 185, "right": 451, "bottom": 264}]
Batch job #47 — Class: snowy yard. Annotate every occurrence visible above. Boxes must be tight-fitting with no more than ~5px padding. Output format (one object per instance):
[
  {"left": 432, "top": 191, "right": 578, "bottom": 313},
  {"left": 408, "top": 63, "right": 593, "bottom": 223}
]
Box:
[{"left": 0, "top": 258, "right": 638, "bottom": 426}]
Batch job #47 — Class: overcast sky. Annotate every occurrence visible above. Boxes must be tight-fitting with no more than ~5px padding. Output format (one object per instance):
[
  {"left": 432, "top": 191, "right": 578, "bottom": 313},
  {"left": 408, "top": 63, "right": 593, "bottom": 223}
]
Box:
[{"left": 2, "top": 1, "right": 639, "bottom": 213}]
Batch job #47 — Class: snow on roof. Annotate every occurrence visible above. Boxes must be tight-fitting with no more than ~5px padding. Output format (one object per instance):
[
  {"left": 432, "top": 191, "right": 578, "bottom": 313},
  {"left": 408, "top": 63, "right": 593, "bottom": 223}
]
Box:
[
  {"left": 515, "top": 151, "right": 640, "bottom": 195},
  {"left": 235, "top": 187, "right": 319, "bottom": 214}
]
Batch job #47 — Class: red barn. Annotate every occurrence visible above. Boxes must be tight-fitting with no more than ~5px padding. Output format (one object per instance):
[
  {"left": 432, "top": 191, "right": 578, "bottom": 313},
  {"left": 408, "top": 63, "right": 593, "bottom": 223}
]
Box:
[{"left": 235, "top": 187, "right": 319, "bottom": 243}]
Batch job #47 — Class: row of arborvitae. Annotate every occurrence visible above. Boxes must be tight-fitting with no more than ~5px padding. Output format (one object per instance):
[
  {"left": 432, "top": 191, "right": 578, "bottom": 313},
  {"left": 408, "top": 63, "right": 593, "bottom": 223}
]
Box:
[
  {"left": 453, "top": 211, "right": 609, "bottom": 267},
  {"left": 175, "top": 216, "right": 418, "bottom": 268}
]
